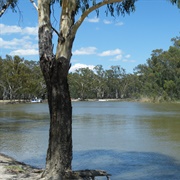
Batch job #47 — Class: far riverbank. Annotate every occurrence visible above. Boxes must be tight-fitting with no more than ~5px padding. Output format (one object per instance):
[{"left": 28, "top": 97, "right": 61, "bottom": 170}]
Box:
[{"left": 0, "top": 98, "right": 180, "bottom": 104}]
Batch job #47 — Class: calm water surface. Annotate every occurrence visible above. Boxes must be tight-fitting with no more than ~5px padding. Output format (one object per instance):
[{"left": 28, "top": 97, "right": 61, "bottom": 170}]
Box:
[{"left": 0, "top": 101, "right": 180, "bottom": 179}]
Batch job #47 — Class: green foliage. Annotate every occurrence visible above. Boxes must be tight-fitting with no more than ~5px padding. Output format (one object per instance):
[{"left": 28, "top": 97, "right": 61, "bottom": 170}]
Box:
[
  {"left": 0, "top": 55, "right": 46, "bottom": 100},
  {"left": 106, "top": 0, "right": 136, "bottom": 16},
  {"left": 69, "top": 67, "right": 97, "bottom": 99},
  {"left": 169, "top": 0, "right": 180, "bottom": 8},
  {"left": 69, "top": 65, "right": 135, "bottom": 99},
  {"left": 1, "top": 36, "right": 179, "bottom": 102},
  {"left": 69, "top": 36, "right": 180, "bottom": 102},
  {"left": 134, "top": 36, "right": 180, "bottom": 101},
  {"left": 52, "top": 0, "right": 137, "bottom": 17},
  {"left": 0, "top": 0, "right": 18, "bottom": 10}
]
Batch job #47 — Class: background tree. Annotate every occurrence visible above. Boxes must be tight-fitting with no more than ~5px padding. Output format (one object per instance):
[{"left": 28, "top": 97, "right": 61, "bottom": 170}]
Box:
[
  {"left": 93, "top": 65, "right": 107, "bottom": 99},
  {"left": 68, "top": 72, "right": 81, "bottom": 99},
  {"left": 0, "top": 55, "right": 45, "bottom": 101},
  {"left": 1, "top": 55, "right": 24, "bottom": 100},
  {"left": 134, "top": 37, "right": 180, "bottom": 101}
]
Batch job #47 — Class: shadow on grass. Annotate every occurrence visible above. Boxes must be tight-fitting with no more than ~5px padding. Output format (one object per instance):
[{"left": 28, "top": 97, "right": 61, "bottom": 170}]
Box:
[{"left": 72, "top": 150, "right": 180, "bottom": 180}]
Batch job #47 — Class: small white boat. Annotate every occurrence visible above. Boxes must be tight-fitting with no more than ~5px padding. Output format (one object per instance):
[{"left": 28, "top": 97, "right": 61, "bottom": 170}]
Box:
[
  {"left": 98, "top": 99, "right": 107, "bottom": 102},
  {"left": 31, "top": 98, "right": 42, "bottom": 103}
]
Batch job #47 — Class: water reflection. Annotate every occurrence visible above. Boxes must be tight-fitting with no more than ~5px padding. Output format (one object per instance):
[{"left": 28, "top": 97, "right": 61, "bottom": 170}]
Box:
[
  {"left": 0, "top": 102, "right": 180, "bottom": 179},
  {"left": 0, "top": 103, "right": 49, "bottom": 167},
  {"left": 73, "top": 150, "right": 180, "bottom": 180}
]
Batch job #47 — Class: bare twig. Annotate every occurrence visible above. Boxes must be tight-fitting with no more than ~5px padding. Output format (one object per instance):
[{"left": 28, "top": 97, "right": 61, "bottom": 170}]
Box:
[{"left": 29, "top": 0, "right": 38, "bottom": 11}]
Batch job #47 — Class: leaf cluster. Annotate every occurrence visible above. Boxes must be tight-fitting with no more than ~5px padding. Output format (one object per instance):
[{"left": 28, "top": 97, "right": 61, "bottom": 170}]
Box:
[
  {"left": 169, "top": 0, "right": 180, "bottom": 8},
  {"left": 0, "top": 0, "right": 17, "bottom": 10},
  {"left": 51, "top": 0, "right": 137, "bottom": 16},
  {"left": 106, "top": 0, "right": 136, "bottom": 16}
]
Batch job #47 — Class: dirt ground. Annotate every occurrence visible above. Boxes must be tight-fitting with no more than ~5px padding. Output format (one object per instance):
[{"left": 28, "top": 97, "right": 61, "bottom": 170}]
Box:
[{"left": 0, "top": 153, "right": 43, "bottom": 180}]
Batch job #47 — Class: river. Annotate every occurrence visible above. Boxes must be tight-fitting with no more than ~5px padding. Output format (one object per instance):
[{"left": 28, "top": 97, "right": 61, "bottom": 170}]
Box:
[{"left": 0, "top": 101, "right": 180, "bottom": 179}]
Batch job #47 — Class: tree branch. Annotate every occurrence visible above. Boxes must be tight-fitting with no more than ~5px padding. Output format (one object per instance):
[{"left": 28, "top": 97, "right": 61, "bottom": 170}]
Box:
[
  {"left": 51, "top": 25, "right": 65, "bottom": 43},
  {"left": 72, "top": 0, "right": 123, "bottom": 36},
  {"left": 30, "top": 0, "right": 61, "bottom": 41},
  {"left": 29, "top": 0, "right": 38, "bottom": 11},
  {"left": 0, "top": 2, "right": 10, "bottom": 17}
]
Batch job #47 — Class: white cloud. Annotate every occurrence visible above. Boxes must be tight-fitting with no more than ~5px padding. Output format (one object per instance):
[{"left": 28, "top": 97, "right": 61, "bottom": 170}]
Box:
[
  {"left": 115, "top": 22, "right": 124, "bottom": 26},
  {"left": 10, "top": 49, "right": 38, "bottom": 56},
  {"left": 0, "top": 37, "right": 37, "bottom": 49},
  {"left": 109, "top": 54, "right": 123, "bottom": 62},
  {"left": 22, "top": 26, "right": 38, "bottom": 36},
  {"left": 0, "top": 38, "right": 18, "bottom": 49},
  {"left": 125, "top": 54, "right": 131, "bottom": 58},
  {"left": 0, "top": 24, "right": 21, "bottom": 34},
  {"left": 97, "top": 48, "right": 134, "bottom": 62},
  {"left": 122, "top": 59, "right": 128, "bottom": 62},
  {"left": 71, "top": 58, "right": 79, "bottom": 63},
  {"left": 85, "top": 17, "right": 100, "bottom": 23},
  {"left": 0, "top": 35, "right": 38, "bottom": 57},
  {"left": 98, "top": 48, "right": 122, "bottom": 57},
  {"left": 73, "top": 47, "right": 97, "bottom": 55},
  {"left": 70, "top": 63, "right": 95, "bottom": 72},
  {"left": 115, "top": 54, "right": 123, "bottom": 60},
  {"left": 0, "top": 24, "right": 38, "bottom": 36},
  {"left": 122, "top": 59, "right": 135, "bottom": 63},
  {"left": 103, "top": 20, "right": 112, "bottom": 24},
  {"left": 103, "top": 20, "right": 123, "bottom": 26},
  {"left": 0, "top": 24, "right": 38, "bottom": 57},
  {"left": 121, "top": 54, "right": 135, "bottom": 63}
]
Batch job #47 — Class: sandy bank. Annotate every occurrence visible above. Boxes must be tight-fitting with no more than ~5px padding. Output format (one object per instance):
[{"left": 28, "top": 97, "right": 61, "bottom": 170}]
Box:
[{"left": 0, "top": 153, "right": 43, "bottom": 180}]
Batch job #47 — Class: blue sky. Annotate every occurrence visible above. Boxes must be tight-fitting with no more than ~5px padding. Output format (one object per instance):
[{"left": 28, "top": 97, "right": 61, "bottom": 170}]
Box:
[{"left": 0, "top": 0, "right": 180, "bottom": 73}]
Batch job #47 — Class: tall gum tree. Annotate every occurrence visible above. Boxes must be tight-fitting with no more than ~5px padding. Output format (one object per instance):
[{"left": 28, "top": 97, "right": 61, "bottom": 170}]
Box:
[
  {"left": 38, "top": 1, "right": 137, "bottom": 179},
  {"left": 1, "top": 0, "right": 180, "bottom": 179}
]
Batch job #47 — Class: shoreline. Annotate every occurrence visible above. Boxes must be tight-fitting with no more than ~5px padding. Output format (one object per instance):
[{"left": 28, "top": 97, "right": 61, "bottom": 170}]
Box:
[
  {"left": 0, "top": 153, "right": 43, "bottom": 180},
  {"left": 0, "top": 100, "right": 32, "bottom": 104},
  {"left": 1, "top": 98, "right": 180, "bottom": 104},
  {"left": 0, "top": 153, "right": 110, "bottom": 179}
]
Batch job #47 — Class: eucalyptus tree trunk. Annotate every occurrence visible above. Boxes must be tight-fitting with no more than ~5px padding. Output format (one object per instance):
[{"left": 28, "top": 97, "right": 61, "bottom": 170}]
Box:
[{"left": 38, "top": 0, "right": 76, "bottom": 179}]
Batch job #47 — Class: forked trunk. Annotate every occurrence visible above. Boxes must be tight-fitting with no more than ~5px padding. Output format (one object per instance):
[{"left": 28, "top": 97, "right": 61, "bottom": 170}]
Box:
[{"left": 38, "top": 0, "right": 76, "bottom": 179}]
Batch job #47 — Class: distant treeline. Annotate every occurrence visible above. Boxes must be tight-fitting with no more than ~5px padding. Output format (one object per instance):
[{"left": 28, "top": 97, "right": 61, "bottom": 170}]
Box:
[
  {"left": 0, "top": 36, "right": 180, "bottom": 102},
  {"left": 69, "top": 36, "right": 180, "bottom": 102},
  {"left": 0, "top": 55, "right": 46, "bottom": 101}
]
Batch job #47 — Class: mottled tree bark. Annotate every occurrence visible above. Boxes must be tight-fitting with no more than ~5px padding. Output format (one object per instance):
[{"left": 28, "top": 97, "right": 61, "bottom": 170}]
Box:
[
  {"left": 38, "top": 0, "right": 76, "bottom": 179},
  {"left": 40, "top": 55, "right": 73, "bottom": 179}
]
